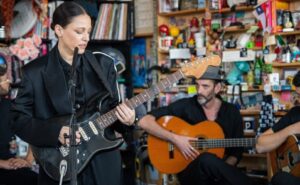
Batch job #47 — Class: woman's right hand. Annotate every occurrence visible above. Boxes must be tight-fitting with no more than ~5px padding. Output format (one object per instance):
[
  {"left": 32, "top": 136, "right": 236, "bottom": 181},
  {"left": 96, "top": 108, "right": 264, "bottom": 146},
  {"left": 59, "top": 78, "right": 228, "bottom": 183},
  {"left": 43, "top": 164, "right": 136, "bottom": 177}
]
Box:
[{"left": 59, "top": 126, "right": 81, "bottom": 146}]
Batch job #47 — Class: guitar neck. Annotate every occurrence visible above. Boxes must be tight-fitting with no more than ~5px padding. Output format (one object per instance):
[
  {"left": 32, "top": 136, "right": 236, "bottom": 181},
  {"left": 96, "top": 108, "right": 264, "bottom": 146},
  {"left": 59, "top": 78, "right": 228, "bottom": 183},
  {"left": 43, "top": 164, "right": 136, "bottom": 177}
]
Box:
[
  {"left": 193, "top": 138, "right": 256, "bottom": 149},
  {"left": 95, "top": 70, "right": 185, "bottom": 129}
]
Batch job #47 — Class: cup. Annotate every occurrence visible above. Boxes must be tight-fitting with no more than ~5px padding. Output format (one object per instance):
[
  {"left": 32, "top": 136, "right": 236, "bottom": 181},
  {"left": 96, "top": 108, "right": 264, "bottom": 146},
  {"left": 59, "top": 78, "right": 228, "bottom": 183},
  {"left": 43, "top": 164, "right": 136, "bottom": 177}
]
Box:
[{"left": 243, "top": 117, "right": 255, "bottom": 133}]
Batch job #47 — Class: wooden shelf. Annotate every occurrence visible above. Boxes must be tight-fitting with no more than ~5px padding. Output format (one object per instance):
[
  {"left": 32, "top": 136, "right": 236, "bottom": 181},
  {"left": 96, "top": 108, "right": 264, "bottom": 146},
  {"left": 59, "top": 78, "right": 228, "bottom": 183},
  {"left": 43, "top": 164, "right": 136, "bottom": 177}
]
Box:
[
  {"left": 240, "top": 110, "right": 260, "bottom": 116},
  {"left": 135, "top": 33, "right": 153, "bottom": 38},
  {"left": 158, "top": 8, "right": 205, "bottom": 17},
  {"left": 220, "top": 25, "right": 252, "bottom": 33},
  {"left": 274, "top": 30, "right": 300, "bottom": 36},
  {"left": 210, "top": 6, "right": 254, "bottom": 13},
  {"left": 240, "top": 110, "right": 287, "bottom": 116},
  {"left": 243, "top": 86, "right": 264, "bottom": 92},
  {"left": 224, "top": 47, "right": 263, "bottom": 52},
  {"left": 272, "top": 62, "right": 300, "bottom": 67},
  {"left": 274, "top": 111, "right": 288, "bottom": 117},
  {"left": 244, "top": 132, "right": 256, "bottom": 137},
  {"left": 158, "top": 48, "right": 169, "bottom": 54}
]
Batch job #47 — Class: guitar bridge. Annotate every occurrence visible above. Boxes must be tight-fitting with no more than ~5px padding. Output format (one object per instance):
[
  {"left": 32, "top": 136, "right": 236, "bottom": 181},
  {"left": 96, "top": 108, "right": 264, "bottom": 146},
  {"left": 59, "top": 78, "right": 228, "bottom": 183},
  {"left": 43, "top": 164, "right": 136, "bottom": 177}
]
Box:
[{"left": 169, "top": 143, "right": 174, "bottom": 159}]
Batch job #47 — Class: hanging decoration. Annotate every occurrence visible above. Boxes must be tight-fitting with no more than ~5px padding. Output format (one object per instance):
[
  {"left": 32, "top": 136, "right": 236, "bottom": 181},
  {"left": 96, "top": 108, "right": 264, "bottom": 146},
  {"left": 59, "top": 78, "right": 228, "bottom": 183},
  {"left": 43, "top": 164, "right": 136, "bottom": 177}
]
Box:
[{"left": 9, "top": 34, "right": 42, "bottom": 61}]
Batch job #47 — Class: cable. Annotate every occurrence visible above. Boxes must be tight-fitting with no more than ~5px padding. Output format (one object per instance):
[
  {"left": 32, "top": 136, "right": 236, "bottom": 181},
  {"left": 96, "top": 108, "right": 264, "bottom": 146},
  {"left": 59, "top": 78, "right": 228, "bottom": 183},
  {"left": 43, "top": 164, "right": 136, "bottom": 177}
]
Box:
[{"left": 59, "top": 159, "right": 67, "bottom": 185}]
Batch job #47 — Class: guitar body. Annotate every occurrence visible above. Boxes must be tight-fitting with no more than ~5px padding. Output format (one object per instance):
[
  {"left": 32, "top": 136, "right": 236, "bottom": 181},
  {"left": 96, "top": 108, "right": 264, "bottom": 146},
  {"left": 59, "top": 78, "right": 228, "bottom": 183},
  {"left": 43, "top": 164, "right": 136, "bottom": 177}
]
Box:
[
  {"left": 31, "top": 112, "right": 123, "bottom": 181},
  {"left": 147, "top": 116, "right": 225, "bottom": 174},
  {"left": 269, "top": 135, "right": 300, "bottom": 177}
]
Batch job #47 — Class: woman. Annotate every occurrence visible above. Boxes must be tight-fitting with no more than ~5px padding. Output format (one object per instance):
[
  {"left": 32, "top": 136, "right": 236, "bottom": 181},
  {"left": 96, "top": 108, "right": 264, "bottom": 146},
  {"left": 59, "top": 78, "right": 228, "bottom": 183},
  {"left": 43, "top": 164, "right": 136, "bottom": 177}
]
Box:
[{"left": 11, "top": 2, "right": 136, "bottom": 185}]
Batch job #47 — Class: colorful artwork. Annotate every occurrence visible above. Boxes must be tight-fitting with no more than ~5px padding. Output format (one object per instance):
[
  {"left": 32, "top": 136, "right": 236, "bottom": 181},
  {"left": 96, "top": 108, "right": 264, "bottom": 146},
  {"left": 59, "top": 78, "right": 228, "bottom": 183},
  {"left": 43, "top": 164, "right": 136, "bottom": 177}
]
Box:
[{"left": 131, "top": 38, "right": 147, "bottom": 87}]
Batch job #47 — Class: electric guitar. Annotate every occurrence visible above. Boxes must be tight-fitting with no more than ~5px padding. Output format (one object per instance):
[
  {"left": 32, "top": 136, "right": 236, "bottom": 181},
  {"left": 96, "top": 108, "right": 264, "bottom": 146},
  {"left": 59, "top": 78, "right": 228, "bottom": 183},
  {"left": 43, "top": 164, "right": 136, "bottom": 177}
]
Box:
[
  {"left": 269, "top": 135, "right": 300, "bottom": 177},
  {"left": 31, "top": 55, "right": 221, "bottom": 181},
  {"left": 147, "top": 116, "right": 256, "bottom": 174}
]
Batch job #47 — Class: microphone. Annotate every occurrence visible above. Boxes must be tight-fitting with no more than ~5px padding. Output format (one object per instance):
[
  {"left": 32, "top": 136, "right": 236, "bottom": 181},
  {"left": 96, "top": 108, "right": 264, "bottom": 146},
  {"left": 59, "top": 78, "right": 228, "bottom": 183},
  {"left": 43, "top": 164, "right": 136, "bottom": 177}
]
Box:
[{"left": 59, "top": 159, "right": 67, "bottom": 185}]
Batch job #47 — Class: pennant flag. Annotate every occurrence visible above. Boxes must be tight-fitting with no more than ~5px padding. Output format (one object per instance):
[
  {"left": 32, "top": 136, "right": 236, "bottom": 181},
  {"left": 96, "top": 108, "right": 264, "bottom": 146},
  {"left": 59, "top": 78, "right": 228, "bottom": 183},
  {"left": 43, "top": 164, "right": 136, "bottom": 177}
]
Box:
[{"left": 253, "top": 0, "right": 272, "bottom": 33}]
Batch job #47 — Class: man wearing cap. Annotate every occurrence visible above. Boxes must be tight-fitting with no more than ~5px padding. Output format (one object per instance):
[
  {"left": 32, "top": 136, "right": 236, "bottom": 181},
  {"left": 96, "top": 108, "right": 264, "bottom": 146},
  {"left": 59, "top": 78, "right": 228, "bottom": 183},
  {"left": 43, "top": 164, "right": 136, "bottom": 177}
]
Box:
[
  {"left": 256, "top": 70, "right": 300, "bottom": 185},
  {"left": 138, "top": 66, "right": 253, "bottom": 185}
]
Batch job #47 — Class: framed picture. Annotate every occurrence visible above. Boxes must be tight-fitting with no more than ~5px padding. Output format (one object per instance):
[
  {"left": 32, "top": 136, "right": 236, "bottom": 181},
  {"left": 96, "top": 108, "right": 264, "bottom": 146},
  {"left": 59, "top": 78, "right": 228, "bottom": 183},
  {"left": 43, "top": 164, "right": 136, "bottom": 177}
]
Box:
[
  {"left": 180, "top": 0, "right": 198, "bottom": 10},
  {"left": 283, "top": 68, "right": 298, "bottom": 81},
  {"left": 292, "top": 11, "right": 300, "bottom": 29}
]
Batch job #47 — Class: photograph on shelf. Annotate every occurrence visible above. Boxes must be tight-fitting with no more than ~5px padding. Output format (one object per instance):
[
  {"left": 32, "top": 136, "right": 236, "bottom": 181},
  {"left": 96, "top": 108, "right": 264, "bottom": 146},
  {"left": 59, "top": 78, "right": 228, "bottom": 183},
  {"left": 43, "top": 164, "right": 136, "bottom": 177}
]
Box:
[{"left": 131, "top": 38, "right": 147, "bottom": 87}]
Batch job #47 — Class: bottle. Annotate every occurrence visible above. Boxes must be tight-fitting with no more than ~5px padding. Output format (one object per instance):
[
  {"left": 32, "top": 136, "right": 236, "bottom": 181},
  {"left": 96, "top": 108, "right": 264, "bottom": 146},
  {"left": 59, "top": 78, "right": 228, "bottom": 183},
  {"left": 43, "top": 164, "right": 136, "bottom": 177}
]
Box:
[
  {"left": 285, "top": 45, "right": 292, "bottom": 63},
  {"left": 254, "top": 54, "right": 262, "bottom": 85},
  {"left": 247, "top": 63, "right": 254, "bottom": 87}
]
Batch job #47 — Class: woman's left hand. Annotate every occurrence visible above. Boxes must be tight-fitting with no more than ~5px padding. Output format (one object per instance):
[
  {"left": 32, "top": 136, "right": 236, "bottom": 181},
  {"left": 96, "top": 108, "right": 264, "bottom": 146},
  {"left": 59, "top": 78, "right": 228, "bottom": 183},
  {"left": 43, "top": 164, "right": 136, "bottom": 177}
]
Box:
[{"left": 115, "top": 103, "right": 136, "bottom": 126}]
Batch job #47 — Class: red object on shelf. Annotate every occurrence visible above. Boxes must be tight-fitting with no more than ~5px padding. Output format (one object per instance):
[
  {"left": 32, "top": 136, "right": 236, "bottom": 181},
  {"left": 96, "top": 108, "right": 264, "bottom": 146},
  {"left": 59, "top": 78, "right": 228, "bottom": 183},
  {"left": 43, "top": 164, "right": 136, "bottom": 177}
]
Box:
[
  {"left": 255, "top": 35, "right": 263, "bottom": 48},
  {"left": 159, "top": 24, "right": 169, "bottom": 37}
]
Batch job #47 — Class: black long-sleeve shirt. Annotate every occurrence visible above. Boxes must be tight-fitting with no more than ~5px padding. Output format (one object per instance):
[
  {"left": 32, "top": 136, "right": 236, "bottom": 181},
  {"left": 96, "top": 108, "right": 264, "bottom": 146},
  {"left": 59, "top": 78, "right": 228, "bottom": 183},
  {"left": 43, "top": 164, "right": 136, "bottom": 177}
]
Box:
[{"left": 272, "top": 106, "right": 300, "bottom": 132}]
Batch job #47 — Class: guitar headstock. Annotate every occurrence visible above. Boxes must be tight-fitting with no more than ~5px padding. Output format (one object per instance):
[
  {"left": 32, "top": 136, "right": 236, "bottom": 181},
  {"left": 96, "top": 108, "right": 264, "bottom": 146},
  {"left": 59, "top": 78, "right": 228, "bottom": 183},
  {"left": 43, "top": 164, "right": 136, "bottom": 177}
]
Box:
[{"left": 181, "top": 55, "right": 221, "bottom": 79}]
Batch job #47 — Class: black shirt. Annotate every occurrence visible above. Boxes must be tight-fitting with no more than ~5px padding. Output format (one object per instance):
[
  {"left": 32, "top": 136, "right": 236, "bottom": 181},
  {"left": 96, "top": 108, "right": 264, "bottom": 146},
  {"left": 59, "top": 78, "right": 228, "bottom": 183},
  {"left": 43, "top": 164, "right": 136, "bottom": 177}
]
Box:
[
  {"left": 150, "top": 95, "right": 244, "bottom": 161},
  {"left": 0, "top": 98, "right": 15, "bottom": 159},
  {"left": 272, "top": 106, "right": 300, "bottom": 132},
  {"left": 58, "top": 53, "right": 86, "bottom": 108}
]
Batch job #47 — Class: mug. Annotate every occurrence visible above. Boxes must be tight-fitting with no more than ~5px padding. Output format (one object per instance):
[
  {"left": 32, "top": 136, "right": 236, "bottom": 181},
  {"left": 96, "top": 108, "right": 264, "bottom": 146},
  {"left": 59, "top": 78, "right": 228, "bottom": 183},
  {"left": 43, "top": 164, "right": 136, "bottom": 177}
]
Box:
[{"left": 243, "top": 117, "right": 255, "bottom": 132}]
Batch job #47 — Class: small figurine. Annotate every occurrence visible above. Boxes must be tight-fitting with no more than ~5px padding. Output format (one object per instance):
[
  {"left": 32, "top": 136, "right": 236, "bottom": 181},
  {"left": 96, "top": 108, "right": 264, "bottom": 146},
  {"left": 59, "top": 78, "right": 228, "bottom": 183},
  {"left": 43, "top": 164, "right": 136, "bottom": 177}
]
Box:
[{"left": 159, "top": 24, "right": 169, "bottom": 37}]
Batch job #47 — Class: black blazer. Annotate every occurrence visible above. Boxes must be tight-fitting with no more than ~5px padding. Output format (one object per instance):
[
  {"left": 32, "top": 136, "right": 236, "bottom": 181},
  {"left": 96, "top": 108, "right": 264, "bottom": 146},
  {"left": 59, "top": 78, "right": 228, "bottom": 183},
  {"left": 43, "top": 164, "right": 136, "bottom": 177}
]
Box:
[{"left": 10, "top": 46, "right": 121, "bottom": 147}]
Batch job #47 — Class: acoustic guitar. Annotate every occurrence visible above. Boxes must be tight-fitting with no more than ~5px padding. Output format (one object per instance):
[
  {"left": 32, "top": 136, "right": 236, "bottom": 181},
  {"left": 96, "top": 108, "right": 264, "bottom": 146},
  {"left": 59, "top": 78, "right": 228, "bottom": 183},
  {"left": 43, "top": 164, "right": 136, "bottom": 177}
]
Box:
[
  {"left": 31, "top": 55, "right": 221, "bottom": 181},
  {"left": 269, "top": 135, "right": 300, "bottom": 177},
  {"left": 147, "top": 116, "right": 256, "bottom": 174}
]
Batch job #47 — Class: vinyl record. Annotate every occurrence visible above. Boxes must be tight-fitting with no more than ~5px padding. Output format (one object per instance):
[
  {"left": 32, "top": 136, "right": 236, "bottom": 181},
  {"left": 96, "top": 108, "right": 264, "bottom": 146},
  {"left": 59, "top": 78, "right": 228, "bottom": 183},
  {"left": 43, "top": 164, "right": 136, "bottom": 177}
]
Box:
[{"left": 11, "top": 0, "right": 37, "bottom": 38}]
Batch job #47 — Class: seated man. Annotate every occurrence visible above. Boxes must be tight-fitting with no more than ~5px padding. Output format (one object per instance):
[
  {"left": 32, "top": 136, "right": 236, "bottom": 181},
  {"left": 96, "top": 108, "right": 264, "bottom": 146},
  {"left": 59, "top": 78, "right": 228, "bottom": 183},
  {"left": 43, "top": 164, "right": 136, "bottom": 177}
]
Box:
[
  {"left": 256, "top": 70, "right": 300, "bottom": 185},
  {"left": 0, "top": 70, "right": 37, "bottom": 185},
  {"left": 138, "top": 66, "right": 253, "bottom": 185}
]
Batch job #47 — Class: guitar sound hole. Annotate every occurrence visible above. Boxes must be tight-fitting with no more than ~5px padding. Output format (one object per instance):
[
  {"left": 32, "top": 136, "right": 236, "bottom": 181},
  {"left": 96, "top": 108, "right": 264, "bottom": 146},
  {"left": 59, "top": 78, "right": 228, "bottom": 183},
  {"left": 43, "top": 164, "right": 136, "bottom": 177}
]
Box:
[
  {"left": 197, "top": 137, "right": 207, "bottom": 150},
  {"left": 288, "top": 152, "right": 294, "bottom": 166}
]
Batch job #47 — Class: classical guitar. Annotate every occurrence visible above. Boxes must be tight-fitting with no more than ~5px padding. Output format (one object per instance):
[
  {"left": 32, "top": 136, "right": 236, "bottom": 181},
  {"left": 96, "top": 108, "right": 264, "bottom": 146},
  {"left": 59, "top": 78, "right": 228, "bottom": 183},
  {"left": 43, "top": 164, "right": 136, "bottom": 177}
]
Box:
[
  {"left": 147, "top": 116, "right": 256, "bottom": 174},
  {"left": 269, "top": 135, "right": 300, "bottom": 177},
  {"left": 31, "top": 55, "right": 221, "bottom": 181}
]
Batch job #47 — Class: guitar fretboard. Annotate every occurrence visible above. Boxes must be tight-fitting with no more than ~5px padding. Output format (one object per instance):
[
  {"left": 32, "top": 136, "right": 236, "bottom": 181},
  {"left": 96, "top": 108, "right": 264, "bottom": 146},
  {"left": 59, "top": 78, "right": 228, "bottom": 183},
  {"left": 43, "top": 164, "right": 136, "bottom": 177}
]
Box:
[
  {"left": 95, "top": 70, "right": 184, "bottom": 129},
  {"left": 191, "top": 138, "right": 256, "bottom": 149}
]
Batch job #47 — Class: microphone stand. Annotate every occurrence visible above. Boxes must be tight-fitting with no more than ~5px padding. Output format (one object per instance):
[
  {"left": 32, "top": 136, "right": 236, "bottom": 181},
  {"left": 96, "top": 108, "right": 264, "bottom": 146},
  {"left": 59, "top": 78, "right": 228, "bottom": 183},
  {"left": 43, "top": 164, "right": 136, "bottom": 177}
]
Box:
[{"left": 68, "top": 47, "right": 79, "bottom": 185}]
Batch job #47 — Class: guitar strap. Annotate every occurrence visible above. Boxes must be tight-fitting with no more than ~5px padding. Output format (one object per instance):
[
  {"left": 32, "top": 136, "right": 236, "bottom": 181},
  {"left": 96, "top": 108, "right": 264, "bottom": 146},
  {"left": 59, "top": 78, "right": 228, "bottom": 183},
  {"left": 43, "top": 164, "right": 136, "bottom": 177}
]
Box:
[
  {"left": 257, "top": 95, "right": 275, "bottom": 135},
  {"left": 84, "top": 52, "right": 113, "bottom": 98}
]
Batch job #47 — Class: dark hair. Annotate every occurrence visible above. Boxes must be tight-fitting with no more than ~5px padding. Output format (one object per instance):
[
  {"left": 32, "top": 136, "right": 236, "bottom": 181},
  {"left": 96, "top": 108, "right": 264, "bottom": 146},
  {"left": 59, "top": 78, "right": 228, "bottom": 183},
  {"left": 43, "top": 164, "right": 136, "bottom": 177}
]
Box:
[
  {"left": 50, "top": 2, "right": 87, "bottom": 30},
  {"left": 293, "top": 70, "right": 300, "bottom": 87}
]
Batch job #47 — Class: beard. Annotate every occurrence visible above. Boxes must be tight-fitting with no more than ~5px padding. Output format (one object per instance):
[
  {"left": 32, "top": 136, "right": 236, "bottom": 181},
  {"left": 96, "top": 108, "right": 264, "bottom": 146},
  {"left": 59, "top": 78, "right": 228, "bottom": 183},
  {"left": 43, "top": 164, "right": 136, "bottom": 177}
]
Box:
[{"left": 197, "top": 93, "right": 214, "bottom": 106}]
